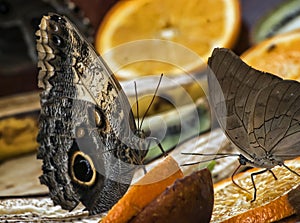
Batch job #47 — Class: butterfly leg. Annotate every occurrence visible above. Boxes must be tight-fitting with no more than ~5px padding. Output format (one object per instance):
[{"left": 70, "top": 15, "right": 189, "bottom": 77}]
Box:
[
  {"left": 268, "top": 169, "right": 278, "bottom": 180},
  {"left": 142, "top": 164, "right": 147, "bottom": 174},
  {"left": 147, "top": 136, "right": 167, "bottom": 157},
  {"left": 283, "top": 163, "right": 300, "bottom": 177},
  {"left": 250, "top": 168, "right": 269, "bottom": 202},
  {"left": 231, "top": 164, "right": 250, "bottom": 194},
  {"left": 141, "top": 139, "right": 153, "bottom": 174}
]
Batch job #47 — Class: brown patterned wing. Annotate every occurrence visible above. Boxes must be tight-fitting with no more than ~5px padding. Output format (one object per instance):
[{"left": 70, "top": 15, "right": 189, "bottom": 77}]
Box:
[
  {"left": 36, "top": 13, "right": 139, "bottom": 214},
  {"left": 249, "top": 79, "right": 300, "bottom": 161},
  {"left": 207, "top": 48, "right": 285, "bottom": 163}
]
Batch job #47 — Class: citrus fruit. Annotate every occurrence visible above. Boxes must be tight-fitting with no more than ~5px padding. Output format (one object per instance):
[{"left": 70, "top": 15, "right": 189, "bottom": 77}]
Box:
[
  {"left": 211, "top": 157, "right": 300, "bottom": 222},
  {"left": 131, "top": 168, "right": 213, "bottom": 223},
  {"left": 96, "top": 0, "right": 240, "bottom": 79},
  {"left": 242, "top": 30, "right": 300, "bottom": 81},
  {"left": 101, "top": 156, "right": 183, "bottom": 223}
]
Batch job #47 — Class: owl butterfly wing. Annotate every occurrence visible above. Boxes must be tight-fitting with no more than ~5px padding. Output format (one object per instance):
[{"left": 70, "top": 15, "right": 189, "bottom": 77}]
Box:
[
  {"left": 207, "top": 48, "right": 282, "bottom": 158},
  {"left": 36, "top": 13, "right": 137, "bottom": 214}
]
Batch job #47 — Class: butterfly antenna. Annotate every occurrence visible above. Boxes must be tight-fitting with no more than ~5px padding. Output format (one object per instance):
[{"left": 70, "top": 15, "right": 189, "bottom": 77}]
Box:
[
  {"left": 134, "top": 81, "right": 140, "bottom": 129},
  {"left": 139, "top": 74, "right": 163, "bottom": 130},
  {"left": 181, "top": 153, "right": 240, "bottom": 166},
  {"left": 182, "top": 152, "right": 241, "bottom": 156}
]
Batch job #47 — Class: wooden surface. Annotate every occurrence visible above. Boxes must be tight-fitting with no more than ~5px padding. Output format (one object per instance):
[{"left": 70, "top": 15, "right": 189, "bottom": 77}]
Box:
[{"left": 0, "top": 153, "right": 46, "bottom": 196}]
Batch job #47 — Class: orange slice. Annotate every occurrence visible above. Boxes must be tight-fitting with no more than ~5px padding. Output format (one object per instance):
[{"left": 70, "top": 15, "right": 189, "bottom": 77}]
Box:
[
  {"left": 242, "top": 30, "right": 300, "bottom": 81},
  {"left": 101, "top": 156, "right": 183, "bottom": 223},
  {"left": 96, "top": 0, "right": 241, "bottom": 79},
  {"left": 131, "top": 168, "right": 214, "bottom": 223},
  {"left": 211, "top": 157, "right": 300, "bottom": 222}
]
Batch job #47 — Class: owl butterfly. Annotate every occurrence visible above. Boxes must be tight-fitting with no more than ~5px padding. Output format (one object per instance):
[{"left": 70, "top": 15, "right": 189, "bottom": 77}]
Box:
[
  {"left": 186, "top": 48, "right": 300, "bottom": 201},
  {"left": 36, "top": 13, "right": 153, "bottom": 214}
]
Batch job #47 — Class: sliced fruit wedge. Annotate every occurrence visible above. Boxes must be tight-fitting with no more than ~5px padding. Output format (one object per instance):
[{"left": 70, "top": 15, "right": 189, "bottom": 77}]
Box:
[
  {"left": 131, "top": 168, "right": 213, "bottom": 223},
  {"left": 101, "top": 156, "right": 183, "bottom": 223},
  {"left": 212, "top": 157, "right": 300, "bottom": 222},
  {"left": 242, "top": 30, "right": 300, "bottom": 81},
  {"left": 96, "top": 0, "right": 240, "bottom": 79}
]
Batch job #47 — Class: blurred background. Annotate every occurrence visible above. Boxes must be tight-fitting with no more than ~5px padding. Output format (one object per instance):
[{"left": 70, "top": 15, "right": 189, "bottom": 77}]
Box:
[{"left": 0, "top": 0, "right": 285, "bottom": 96}]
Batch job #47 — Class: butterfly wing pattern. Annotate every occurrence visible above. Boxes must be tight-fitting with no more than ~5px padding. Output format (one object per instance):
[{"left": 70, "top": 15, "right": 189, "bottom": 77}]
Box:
[
  {"left": 36, "top": 13, "right": 145, "bottom": 214},
  {"left": 208, "top": 48, "right": 300, "bottom": 169}
]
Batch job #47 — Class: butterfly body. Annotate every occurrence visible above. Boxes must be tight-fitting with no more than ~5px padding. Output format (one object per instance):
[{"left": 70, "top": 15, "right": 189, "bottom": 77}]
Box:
[{"left": 36, "top": 13, "right": 147, "bottom": 214}]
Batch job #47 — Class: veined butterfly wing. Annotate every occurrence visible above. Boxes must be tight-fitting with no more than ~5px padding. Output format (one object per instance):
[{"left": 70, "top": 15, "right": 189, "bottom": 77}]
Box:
[{"left": 208, "top": 48, "right": 300, "bottom": 168}]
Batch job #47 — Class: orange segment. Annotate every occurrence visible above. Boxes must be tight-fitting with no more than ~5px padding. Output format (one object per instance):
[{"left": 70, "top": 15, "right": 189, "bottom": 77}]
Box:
[
  {"left": 212, "top": 158, "right": 300, "bottom": 222},
  {"left": 242, "top": 30, "right": 300, "bottom": 81},
  {"left": 101, "top": 156, "right": 183, "bottom": 223},
  {"left": 131, "top": 168, "right": 214, "bottom": 223},
  {"left": 96, "top": 0, "right": 240, "bottom": 79}
]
